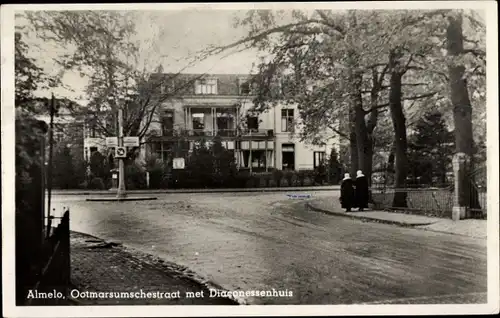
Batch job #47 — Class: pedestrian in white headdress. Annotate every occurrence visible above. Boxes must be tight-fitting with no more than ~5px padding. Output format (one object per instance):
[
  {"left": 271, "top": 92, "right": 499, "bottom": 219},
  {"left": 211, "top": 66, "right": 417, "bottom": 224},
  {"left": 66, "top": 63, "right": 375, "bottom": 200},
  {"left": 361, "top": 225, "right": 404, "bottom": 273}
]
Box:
[
  {"left": 340, "top": 173, "right": 355, "bottom": 212},
  {"left": 355, "top": 170, "right": 369, "bottom": 211}
]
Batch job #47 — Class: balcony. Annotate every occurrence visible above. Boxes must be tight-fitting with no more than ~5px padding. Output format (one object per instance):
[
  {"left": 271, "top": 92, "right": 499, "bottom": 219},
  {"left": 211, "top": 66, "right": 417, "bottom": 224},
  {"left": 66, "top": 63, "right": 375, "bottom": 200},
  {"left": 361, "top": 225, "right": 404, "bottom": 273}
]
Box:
[
  {"left": 187, "top": 129, "right": 237, "bottom": 137},
  {"left": 149, "top": 128, "right": 274, "bottom": 142},
  {"left": 216, "top": 129, "right": 237, "bottom": 137},
  {"left": 239, "top": 129, "right": 274, "bottom": 137}
]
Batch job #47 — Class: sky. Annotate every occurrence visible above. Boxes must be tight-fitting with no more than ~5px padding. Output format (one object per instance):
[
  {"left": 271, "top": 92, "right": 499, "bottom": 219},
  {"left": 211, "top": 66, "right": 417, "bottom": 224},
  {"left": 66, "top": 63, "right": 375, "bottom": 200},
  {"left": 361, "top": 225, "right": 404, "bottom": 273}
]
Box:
[
  {"left": 18, "top": 10, "right": 267, "bottom": 104},
  {"left": 16, "top": 6, "right": 488, "bottom": 106}
]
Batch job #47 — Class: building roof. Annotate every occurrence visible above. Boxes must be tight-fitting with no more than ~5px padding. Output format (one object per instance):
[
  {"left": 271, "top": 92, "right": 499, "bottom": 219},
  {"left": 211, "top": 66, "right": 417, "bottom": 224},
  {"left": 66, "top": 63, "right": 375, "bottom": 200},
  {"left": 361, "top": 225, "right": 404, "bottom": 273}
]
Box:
[{"left": 150, "top": 73, "right": 255, "bottom": 96}]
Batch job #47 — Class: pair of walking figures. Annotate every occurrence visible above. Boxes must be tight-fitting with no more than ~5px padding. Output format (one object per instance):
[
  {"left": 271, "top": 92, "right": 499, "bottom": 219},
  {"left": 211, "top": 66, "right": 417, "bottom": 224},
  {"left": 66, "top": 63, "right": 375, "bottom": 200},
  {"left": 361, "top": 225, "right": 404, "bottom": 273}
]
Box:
[{"left": 340, "top": 170, "right": 369, "bottom": 212}]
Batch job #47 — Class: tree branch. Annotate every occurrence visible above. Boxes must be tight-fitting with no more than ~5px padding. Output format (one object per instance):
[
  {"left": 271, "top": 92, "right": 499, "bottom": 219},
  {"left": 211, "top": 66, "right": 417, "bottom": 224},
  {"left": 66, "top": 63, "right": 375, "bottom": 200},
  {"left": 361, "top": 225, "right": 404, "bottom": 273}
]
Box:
[
  {"left": 402, "top": 91, "right": 439, "bottom": 101},
  {"left": 203, "top": 20, "right": 331, "bottom": 56},
  {"left": 400, "top": 54, "right": 414, "bottom": 75},
  {"left": 314, "top": 10, "right": 346, "bottom": 35},
  {"left": 364, "top": 91, "right": 439, "bottom": 113},
  {"left": 463, "top": 48, "right": 486, "bottom": 58},
  {"left": 327, "top": 124, "right": 350, "bottom": 141}
]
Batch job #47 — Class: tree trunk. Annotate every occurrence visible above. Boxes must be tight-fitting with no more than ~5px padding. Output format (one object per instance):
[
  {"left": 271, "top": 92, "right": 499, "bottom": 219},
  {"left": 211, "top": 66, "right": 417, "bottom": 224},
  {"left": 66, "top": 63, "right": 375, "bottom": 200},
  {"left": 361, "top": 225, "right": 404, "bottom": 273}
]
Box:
[
  {"left": 352, "top": 72, "right": 371, "bottom": 182},
  {"left": 346, "top": 11, "right": 361, "bottom": 179},
  {"left": 388, "top": 52, "right": 409, "bottom": 208},
  {"left": 366, "top": 82, "right": 381, "bottom": 188},
  {"left": 349, "top": 99, "right": 359, "bottom": 177},
  {"left": 447, "top": 12, "right": 481, "bottom": 210}
]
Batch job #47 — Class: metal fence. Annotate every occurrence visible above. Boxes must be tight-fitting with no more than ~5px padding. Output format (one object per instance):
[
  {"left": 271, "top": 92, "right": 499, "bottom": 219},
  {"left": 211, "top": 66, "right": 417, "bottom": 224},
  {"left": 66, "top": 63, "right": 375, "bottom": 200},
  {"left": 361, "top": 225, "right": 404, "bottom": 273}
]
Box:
[
  {"left": 469, "top": 165, "right": 487, "bottom": 218},
  {"left": 371, "top": 184, "right": 454, "bottom": 218},
  {"left": 371, "top": 183, "right": 487, "bottom": 219}
]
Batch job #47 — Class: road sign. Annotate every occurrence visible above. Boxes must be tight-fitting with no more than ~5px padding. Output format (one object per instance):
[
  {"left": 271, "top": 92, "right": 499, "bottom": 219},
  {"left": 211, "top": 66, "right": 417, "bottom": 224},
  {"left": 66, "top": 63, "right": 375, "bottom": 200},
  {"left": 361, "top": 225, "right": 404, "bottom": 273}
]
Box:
[
  {"left": 115, "top": 146, "right": 127, "bottom": 158},
  {"left": 172, "top": 157, "right": 185, "bottom": 169},
  {"left": 106, "top": 137, "right": 118, "bottom": 147},
  {"left": 106, "top": 137, "right": 139, "bottom": 147},
  {"left": 124, "top": 136, "right": 140, "bottom": 147}
]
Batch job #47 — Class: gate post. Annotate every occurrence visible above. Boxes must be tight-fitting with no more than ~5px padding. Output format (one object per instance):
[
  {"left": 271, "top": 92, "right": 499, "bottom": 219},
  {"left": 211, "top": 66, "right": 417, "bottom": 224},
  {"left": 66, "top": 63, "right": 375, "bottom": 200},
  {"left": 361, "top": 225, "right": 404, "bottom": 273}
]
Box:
[
  {"left": 452, "top": 152, "right": 469, "bottom": 221},
  {"left": 62, "top": 209, "right": 71, "bottom": 297}
]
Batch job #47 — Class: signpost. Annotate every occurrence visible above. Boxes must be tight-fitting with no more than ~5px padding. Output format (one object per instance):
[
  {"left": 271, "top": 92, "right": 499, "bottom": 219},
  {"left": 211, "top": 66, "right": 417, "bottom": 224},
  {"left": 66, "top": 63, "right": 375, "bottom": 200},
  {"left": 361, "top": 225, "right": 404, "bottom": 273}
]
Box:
[
  {"left": 106, "top": 137, "right": 118, "bottom": 147},
  {"left": 124, "top": 136, "right": 140, "bottom": 147},
  {"left": 115, "top": 146, "right": 127, "bottom": 158},
  {"left": 107, "top": 137, "right": 139, "bottom": 148}
]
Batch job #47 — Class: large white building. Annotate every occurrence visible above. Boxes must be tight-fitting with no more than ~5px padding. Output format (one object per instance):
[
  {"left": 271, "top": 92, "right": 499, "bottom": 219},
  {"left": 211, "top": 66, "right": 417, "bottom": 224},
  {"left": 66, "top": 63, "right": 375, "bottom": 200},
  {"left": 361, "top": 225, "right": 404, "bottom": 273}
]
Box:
[{"left": 83, "top": 73, "right": 339, "bottom": 171}]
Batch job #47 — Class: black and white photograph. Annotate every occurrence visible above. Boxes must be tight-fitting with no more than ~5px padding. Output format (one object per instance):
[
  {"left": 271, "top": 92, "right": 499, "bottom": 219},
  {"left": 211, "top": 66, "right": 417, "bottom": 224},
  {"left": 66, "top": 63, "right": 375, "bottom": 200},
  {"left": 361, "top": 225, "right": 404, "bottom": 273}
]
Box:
[{"left": 2, "top": 2, "right": 499, "bottom": 317}]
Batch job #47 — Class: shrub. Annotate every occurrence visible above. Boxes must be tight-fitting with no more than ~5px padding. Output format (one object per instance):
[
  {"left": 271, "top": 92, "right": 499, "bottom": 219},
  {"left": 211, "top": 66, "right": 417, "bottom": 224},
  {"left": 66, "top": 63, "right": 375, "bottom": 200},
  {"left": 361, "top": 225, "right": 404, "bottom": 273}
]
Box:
[
  {"left": 273, "top": 169, "right": 284, "bottom": 187},
  {"left": 89, "top": 151, "right": 109, "bottom": 179},
  {"left": 89, "top": 177, "right": 105, "bottom": 190},
  {"left": 314, "top": 163, "right": 327, "bottom": 185},
  {"left": 234, "top": 171, "right": 250, "bottom": 188},
  {"left": 78, "top": 181, "right": 88, "bottom": 189},
  {"left": 145, "top": 155, "right": 166, "bottom": 189},
  {"left": 297, "top": 170, "right": 307, "bottom": 187},
  {"left": 327, "top": 148, "right": 342, "bottom": 185},
  {"left": 252, "top": 174, "right": 263, "bottom": 187},
  {"left": 303, "top": 170, "right": 315, "bottom": 185},
  {"left": 262, "top": 173, "right": 272, "bottom": 187},
  {"left": 126, "top": 162, "right": 147, "bottom": 190},
  {"left": 186, "top": 143, "right": 214, "bottom": 188},
  {"left": 52, "top": 146, "right": 76, "bottom": 189},
  {"left": 284, "top": 170, "right": 296, "bottom": 187}
]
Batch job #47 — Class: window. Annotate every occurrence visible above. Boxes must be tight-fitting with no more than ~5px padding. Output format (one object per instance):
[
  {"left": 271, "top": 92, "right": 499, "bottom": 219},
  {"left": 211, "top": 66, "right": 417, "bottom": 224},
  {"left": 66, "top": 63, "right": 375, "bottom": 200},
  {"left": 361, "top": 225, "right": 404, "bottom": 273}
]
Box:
[
  {"left": 85, "top": 120, "right": 98, "bottom": 138},
  {"left": 161, "top": 81, "right": 176, "bottom": 95},
  {"left": 216, "top": 111, "right": 235, "bottom": 136},
  {"left": 154, "top": 141, "right": 190, "bottom": 162},
  {"left": 192, "top": 113, "right": 205, "bottom": 135},
  {"left": 161, "top": 110, "right": 174, "bottom": 136},
  {"left": 243, "top": 150, "right": 266, "bottom": 168},
  {"left": 313, "top": 151, "right": 326, "bottom": 168},
  {"left": 195, "top": 78, "right": 217, "bottom": 95},
  {"left": 282, "top": 143, "right": 295, "bottom": 170},
  {"left": 239, "top": 78, "right": 251, "bottom": 95},
  {"left": 247, "top": 116, "right": 259, "bottom": 131},
  {"left": 158, "top": 142, "right": 174, "bottom": 162},
  {"left": 281, "top": 109, "right": 294, "bottom": 132}
]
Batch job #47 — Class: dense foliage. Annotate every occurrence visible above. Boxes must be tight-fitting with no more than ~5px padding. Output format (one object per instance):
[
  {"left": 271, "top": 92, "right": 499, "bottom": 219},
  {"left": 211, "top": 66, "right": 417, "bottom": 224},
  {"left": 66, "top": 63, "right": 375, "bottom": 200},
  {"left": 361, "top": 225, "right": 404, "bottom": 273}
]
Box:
[{"left": 407, "top": 111, "right": 454, "bottom": 185}]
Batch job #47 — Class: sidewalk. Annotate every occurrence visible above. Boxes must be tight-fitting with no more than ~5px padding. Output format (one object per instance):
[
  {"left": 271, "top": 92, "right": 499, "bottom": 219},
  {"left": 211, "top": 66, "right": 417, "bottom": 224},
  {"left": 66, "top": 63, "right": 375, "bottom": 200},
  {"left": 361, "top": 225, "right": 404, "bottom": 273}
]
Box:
[
  {"left": 52, "top": 185, "right": 340, "bottom": 195},
  {"left": 70, "top": 232, "right": 241, "bottom": 305},
  {"left": 307, "top": 197, "right": 487, "bottom": 239}
]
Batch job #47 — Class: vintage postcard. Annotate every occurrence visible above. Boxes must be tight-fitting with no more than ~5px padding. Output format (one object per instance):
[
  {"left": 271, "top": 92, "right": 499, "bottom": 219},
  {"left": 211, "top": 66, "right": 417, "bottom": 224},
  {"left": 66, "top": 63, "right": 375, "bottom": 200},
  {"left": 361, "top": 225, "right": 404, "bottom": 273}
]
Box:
[{"left": 2, "top": 1, "right": 498, "bottom": 317}]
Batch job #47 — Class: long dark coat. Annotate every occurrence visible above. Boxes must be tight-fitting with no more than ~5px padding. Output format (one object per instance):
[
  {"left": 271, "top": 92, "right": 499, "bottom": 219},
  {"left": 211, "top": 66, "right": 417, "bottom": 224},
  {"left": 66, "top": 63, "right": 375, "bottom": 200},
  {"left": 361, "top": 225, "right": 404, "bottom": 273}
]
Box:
[
  {"left": 340, "top": 178, "right": 355, "bottom": 209},
  {"left": 355, "top": 175, "right": 369, "bottom": 209}
]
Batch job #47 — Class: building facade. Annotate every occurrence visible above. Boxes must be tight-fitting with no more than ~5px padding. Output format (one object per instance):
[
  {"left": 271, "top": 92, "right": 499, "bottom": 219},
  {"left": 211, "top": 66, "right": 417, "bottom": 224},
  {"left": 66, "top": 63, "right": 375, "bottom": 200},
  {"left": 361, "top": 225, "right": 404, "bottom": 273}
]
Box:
[{"left": 141, "top": 73, "right": 337, "bottom": 171}]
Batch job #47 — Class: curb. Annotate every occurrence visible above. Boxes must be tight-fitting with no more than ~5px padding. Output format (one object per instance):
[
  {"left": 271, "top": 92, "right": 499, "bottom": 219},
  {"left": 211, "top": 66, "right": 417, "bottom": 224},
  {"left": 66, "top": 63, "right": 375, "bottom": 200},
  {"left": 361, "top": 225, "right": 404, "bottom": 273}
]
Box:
[
  {"left": 70, "top": 231, "right": 245, "bottom": 305},
  {"left": 52, "top": 186, "right": 340, "bottom": 196},
  {"left": 85, "top": 197, "right": 158, "bottom": 202},
  {"left": 415, "top": 226, "right": 487, "bottom": 239},
  {"left": 306, "top": 203, "right": 435, "bottom": 227}
]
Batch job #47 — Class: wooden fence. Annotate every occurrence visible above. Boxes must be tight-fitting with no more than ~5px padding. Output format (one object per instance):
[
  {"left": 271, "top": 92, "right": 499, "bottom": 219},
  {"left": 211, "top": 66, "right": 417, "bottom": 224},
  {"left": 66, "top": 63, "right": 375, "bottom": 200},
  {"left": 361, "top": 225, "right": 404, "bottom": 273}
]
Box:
[{"left": 25, "top": 209, "right": 71, "bottom": 305}]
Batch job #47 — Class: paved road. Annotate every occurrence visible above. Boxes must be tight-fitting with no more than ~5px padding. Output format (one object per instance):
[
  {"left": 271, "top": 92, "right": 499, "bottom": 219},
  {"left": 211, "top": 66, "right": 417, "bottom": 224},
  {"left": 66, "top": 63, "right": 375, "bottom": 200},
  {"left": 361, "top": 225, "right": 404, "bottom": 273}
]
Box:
[{"left": 52, "top": 191, "right": 487, "bottom": 305}]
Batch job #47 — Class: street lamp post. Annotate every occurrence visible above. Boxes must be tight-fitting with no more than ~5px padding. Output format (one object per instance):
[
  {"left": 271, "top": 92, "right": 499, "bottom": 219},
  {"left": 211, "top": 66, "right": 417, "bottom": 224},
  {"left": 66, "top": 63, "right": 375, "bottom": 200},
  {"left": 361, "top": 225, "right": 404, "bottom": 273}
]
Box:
[{"left": 46, "top": 93, "right": 57, "bottom": 238}]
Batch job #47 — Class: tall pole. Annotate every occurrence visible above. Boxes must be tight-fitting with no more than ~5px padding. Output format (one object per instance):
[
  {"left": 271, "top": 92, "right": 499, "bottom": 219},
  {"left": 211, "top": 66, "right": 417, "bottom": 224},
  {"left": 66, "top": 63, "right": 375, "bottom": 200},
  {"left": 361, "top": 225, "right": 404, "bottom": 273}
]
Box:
[
  {"left": 117, "top": 102, "right": 127, "bottom": 199},
  {"left": 46, "top": 93, "right": 55, "bottom": 238}
]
